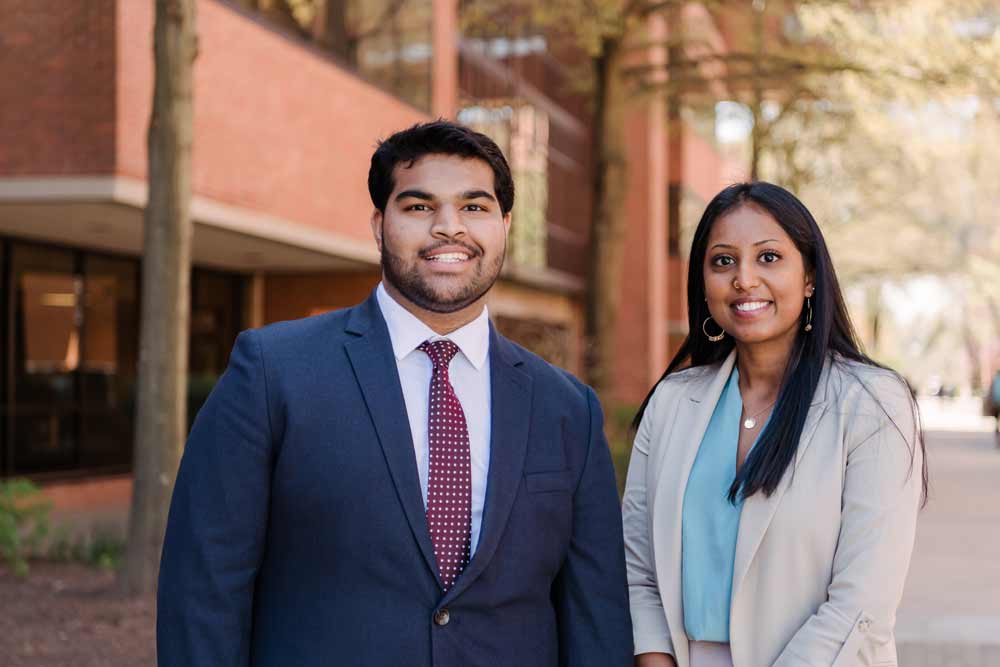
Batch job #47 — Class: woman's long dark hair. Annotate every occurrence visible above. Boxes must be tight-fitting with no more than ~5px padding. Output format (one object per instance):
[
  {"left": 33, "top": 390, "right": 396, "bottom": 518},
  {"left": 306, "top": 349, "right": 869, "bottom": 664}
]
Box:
[{"left": 633, "top": 182, "right": 927, "bottom": 503}]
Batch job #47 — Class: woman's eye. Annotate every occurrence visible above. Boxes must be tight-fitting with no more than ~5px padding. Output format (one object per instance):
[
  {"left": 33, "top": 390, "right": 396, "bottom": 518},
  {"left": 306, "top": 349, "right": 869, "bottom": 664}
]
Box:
[
  {"left": 712, "top": 255, "right": 735, "bottom": 267},
  {"left": 760, "top": 251, "right": 780, "bottom": 263}
]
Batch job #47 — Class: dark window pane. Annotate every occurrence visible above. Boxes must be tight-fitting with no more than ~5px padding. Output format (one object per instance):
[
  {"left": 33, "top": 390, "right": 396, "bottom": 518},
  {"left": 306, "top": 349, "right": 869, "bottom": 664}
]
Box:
[
  {"left": 9, "top": 244, "right": 79, "bottom": 475},
  {"left": 78, "top": 255, "right": 138, "bottom": 470},
  {"left": 189, "top": 269, "right": 245, "bottom": 426},
  {"left": 2, "top": 240, "right": 249, "bottom": 478}
]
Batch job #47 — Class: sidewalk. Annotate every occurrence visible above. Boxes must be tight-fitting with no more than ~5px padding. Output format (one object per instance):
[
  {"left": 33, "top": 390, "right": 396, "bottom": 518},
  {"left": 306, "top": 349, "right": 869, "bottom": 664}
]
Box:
[{"left": 895, "top": 398, "right": 1000, "bottom": 666}]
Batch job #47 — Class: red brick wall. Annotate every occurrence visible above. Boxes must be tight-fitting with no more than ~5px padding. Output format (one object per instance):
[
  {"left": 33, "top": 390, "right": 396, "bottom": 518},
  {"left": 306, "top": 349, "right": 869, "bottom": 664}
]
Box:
[
  {"left": 117, "top": 0, "right": 429, "bottom": 244},
  {"left": 682, "top": 122, "right": 731, "bottom": 202},
  {"left": 0, "top": 0, "right": 117, "bottom": 175},
  {"left": 42, "top": 474, "right": 131, "bottom": 514}
]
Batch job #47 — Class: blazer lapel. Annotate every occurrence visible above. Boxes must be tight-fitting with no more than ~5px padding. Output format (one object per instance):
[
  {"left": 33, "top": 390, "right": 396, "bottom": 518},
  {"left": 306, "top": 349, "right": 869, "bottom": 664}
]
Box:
[
  {"left": 651, "top": 351, "right": 737, "bottom": 663},
  {"left": 444, "top": 327, "right": 533, "bottom": 603},
  {"left": 731, "top": 358, "right": 833, "bottom": 600},
  {"left": 343, "top": 293, "right": 441, "bottom": 588}
]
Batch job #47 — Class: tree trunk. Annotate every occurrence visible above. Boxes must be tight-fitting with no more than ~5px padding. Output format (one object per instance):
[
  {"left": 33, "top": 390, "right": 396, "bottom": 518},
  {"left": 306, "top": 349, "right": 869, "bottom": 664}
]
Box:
[
  {"left": 313, "top": 0, "right": 355, "bottom": 65},
  {"left": 584, "top": 37, "right": 627, "bottom": 398},
  {"left": 119, "top": 0, "right": 198, "bottom": 597}
]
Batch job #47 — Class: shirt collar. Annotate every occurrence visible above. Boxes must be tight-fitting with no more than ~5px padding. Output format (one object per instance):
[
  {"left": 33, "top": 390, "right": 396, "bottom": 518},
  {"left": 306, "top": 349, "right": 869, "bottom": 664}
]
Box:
[{"left": 376, "top": 282, "right": 490, "bottom": 370}]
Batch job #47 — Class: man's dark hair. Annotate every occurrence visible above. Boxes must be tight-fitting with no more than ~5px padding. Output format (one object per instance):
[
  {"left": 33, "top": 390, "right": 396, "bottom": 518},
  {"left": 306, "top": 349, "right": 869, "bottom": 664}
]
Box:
[{"left": 368, "top": 120, "right": 515, "bottom": 214}]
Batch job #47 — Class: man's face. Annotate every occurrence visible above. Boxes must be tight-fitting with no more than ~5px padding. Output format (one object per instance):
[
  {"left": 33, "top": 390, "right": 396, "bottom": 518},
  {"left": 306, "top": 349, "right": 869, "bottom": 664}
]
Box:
[{"left": 371, "top": 154, "right": 511, "bottom": 314}]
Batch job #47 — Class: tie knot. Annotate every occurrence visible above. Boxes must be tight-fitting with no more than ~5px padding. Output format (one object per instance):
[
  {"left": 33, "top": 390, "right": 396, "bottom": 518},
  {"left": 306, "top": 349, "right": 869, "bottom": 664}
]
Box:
[{"left": 419, "top": 339, "right": 460, "bottom": 369}]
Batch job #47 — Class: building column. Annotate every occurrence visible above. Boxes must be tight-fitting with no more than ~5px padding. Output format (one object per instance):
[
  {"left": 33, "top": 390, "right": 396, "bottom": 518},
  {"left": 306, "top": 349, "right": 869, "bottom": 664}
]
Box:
[
  {"left": 432, "top": 0, "right": 459, "bottom": 119},
  {"left": 613, "top": 13, "right": 670, "bottom": 404},
  {"left": 246, "top": 271, "right": 265, "bottom": 329}
]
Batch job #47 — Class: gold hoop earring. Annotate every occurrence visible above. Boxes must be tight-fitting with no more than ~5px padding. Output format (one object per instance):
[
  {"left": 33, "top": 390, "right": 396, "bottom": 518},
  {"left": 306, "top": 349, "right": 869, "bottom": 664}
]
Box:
[
  {"left": 702, "top": 316, "right": 726, "bottom": 342},
  {"left": 804, "top": 297, "right": 813, "bottom": 332}
]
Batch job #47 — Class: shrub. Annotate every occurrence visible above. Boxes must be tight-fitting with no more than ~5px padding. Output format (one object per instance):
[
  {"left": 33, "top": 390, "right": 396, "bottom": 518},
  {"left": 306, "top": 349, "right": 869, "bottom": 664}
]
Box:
[
  {"left": 85, "top": 527, "right": 126, "bottom": 571},
  {"left": 0, "top": 479, "right": 52, "bottom": 576}
]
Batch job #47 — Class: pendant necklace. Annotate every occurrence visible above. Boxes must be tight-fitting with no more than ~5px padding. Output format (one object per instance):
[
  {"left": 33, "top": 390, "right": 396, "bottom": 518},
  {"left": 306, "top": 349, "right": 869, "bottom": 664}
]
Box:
[{"left": 742, "top": 401, "right": 776, "bottom": 430}]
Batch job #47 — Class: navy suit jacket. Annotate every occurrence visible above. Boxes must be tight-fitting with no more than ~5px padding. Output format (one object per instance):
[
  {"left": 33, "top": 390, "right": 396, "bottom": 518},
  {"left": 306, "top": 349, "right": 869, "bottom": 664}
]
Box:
[{"left": 157, "top": 292, "right": 632, "bottom": 666}]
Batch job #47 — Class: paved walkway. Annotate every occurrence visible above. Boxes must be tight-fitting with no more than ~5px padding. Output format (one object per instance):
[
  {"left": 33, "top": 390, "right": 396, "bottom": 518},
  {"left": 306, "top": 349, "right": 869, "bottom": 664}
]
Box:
[{"left": 895, "top": 398, "right": 1000, "bottom": 666}]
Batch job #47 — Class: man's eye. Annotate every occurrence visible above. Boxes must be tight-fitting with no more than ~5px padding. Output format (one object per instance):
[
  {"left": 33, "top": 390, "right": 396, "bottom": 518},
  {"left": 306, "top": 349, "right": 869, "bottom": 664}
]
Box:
[
  {"left": 406, "top": 204, "right": 431, "bottom": 211},
  {"left": 464, "top": 204, "right": 486, "bottom": 212}
]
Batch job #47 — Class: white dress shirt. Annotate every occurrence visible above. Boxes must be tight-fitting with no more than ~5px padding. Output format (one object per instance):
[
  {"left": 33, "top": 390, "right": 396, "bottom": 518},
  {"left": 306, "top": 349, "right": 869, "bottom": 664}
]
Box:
[{"left": 375, "top": 283, "right": 492, "bottom": 556}]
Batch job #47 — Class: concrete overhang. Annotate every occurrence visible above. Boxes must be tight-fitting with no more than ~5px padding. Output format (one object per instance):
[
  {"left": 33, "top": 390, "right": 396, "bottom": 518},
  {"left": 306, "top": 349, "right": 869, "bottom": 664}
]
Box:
[
  {"left": 0, "top": 176, "right": 586, "bottom": 295},
  {"left": 0, "top": 176, "right": 379, "bottom": 272}
]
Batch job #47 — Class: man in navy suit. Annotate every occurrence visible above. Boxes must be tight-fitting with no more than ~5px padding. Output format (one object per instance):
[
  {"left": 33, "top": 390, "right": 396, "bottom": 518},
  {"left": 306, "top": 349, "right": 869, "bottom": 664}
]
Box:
[{"left": 157, "top": 121, "right": 632, "bottom": 666}]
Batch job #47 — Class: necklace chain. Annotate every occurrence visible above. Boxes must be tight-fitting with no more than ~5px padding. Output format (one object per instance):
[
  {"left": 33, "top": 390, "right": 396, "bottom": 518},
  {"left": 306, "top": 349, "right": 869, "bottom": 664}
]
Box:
[{"left": 742, "top": 400, "right": 776, "bottom": 430}]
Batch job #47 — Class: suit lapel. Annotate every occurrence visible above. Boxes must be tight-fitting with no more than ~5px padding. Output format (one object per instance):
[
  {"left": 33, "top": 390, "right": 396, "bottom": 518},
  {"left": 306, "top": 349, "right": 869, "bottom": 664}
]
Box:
[
  {"left": 731, "top": 358, "right": 833, "bottom": 600},
  {"left": 343, "top": 293, "right": 441, "bottom": 588},
  {"left": 651, "top": 351, "right": 737, "bottom": 662},
  {"left": 444, "top": 327, "right": 533, "bottom": 603}
]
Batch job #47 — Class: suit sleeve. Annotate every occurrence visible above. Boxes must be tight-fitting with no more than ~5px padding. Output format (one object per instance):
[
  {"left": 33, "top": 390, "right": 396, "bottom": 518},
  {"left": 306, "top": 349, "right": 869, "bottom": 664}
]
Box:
[
  {"left": 622, "top": 384, "right": 674, "bottom": 656},
  {"left": 157, "top": 329, "right": 277, "bottom": 666},
  {"left": 774, "top": 375, "right": 923, "bottom": 667},
  {"left": 553, "top": 387, "right": 634, "bottom": 666}
]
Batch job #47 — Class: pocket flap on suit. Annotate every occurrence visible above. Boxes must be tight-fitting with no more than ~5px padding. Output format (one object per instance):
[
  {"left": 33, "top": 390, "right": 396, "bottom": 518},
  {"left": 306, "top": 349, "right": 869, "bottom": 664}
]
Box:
[{"left": 524, "top": 470, "right": 574, "bottom": 493}]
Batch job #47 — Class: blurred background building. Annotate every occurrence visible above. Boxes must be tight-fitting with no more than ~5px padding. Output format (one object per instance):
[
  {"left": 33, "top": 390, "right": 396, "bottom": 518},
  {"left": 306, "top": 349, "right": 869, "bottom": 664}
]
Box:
[{"left": 0, "top": 0, "right": 733, "bottom": 511}]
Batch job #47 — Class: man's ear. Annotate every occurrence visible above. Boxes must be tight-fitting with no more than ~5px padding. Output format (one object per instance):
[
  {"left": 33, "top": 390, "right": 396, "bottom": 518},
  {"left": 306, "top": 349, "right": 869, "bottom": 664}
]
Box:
[
  {"left": 502, "top": 211, "right": 512, "bottom": 236},
  {"left": 370, "top": 209, "right": 384, "bottom": 251}
]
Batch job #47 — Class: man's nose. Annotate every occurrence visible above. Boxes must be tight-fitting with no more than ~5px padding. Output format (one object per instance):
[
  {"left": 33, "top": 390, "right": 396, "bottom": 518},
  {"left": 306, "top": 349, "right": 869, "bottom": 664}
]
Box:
[{"left": 431, "top": 204, "right": 466, "bottom": 237}]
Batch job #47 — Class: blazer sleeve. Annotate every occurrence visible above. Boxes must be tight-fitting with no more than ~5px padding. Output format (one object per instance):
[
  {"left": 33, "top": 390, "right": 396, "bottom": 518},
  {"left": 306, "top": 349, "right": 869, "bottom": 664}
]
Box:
[
  {"left": 622, "top": 384, "right": 675, "bottom": 656},
  {"left": 553, "top": 387, "right": 634, "bottom": 667},
  {"left": 157, "top": 329, "right": 277, "bottom": 666},
  {"left": 775, "top": 373, "right": 923, "bottom": 667}
]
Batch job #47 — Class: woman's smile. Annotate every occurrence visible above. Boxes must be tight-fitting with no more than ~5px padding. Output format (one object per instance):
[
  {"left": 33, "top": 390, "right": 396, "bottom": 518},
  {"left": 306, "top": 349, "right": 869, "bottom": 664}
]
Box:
[{"left": 731, "top": 298, "right": 773, "bottom": 319}]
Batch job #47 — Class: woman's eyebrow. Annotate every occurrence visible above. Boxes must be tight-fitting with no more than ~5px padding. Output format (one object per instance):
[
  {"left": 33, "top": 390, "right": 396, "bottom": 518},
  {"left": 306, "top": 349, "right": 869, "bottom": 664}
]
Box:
[{"left": 709, "top": 239, "right": 781, "bottom": 250}]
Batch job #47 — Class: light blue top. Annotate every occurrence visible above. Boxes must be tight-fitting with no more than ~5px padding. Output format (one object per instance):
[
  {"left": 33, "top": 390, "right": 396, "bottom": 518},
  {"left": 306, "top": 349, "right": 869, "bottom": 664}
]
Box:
[{"left": 681, "top": 367, "right": 764, "bottom": 642}]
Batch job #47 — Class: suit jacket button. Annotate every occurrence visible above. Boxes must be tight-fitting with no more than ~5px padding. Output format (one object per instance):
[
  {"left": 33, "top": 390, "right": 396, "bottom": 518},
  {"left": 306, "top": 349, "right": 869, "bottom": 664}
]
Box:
[
  {"left": 858, "top": 618, "right": 872, "bottom": 633},
  {"left": 434, "top": 608, "right": 450, "bottom": 626}
]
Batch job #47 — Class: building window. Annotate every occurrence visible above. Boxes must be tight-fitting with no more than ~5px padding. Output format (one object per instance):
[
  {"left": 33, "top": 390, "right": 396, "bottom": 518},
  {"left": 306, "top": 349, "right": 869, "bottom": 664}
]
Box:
[
  {"left": 188, "top": 268, "right": 245, "bottom": 427},
  {"left": 1, "top": 240, "right": 245, "bottom": 479},
  {"left": 233, "top": 0, "right": 433, "bottom": 111},
  {"left": 456, "top": 25, "right": 594, "bottom": 277},
  {"left": 459, "top": 103, "right": 549, "bottom": 270},
  {"left": 7, "top": 244, "right": 81, "bottom": 475},
  {"left": 77, "top": 255, "right": 140, "bottom": 471},
  {"left": 493, "top": 315, "right": 571, "bottom": 369}
]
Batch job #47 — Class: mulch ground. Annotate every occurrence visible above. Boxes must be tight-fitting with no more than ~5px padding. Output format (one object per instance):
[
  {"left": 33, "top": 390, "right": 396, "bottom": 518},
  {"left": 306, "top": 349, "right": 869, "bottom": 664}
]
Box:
[{"left": 0, "top": 562, "right": 155, "bottom": 666}]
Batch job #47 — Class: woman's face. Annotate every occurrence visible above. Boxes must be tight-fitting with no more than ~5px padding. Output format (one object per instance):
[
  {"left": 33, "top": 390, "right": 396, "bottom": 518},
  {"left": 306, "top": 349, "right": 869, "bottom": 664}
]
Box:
[{"left": 703, "top": 204, "right": 814, "bottom": 349}]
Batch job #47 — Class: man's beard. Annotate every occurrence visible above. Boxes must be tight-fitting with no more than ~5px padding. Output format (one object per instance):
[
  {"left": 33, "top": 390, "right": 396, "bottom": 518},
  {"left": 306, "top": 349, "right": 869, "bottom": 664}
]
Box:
[{"left": 380, "top": 235, "right": 505, "bottom": 314}]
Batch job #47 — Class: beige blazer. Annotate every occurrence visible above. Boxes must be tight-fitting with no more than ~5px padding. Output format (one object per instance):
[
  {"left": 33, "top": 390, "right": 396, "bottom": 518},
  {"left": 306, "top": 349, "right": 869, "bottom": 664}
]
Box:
[{"left": 623, "top": 351, "right": 922, "bottom": 667}]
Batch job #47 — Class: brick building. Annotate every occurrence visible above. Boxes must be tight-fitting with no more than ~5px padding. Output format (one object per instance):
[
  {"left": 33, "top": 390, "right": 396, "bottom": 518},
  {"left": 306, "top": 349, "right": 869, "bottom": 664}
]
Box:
[{"left": 0, "top": 0, "right": 734, "bottom": 518}]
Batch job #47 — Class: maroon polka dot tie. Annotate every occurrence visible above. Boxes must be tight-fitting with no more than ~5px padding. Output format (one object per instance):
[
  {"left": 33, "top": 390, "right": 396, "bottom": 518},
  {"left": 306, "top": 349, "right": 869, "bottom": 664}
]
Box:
[{"left": 419, "top": 339, "right": 472, "bottom": 591}]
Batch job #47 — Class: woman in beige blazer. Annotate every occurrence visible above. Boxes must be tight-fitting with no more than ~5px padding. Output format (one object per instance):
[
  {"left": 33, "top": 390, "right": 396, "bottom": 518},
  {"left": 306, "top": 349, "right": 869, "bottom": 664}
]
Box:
[{"left": 623, "top": 182, "right": 925, "bottom": 667}]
